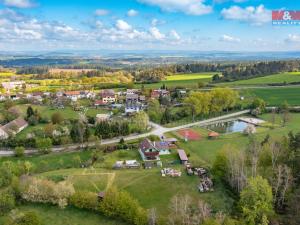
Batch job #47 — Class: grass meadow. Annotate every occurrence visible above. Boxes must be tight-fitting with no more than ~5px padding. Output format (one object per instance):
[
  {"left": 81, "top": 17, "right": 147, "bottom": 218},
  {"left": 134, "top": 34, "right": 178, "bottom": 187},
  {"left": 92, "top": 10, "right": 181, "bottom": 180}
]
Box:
[{"left": 220, "top": 72, "right": 300, "bottom": 86}]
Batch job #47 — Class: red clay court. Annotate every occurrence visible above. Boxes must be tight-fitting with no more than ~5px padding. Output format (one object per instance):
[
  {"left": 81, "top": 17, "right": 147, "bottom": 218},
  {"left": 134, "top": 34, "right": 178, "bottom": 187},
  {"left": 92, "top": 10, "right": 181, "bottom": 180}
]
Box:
[{"left": 177, "top": 129, "right": 202, "bottom": 141}]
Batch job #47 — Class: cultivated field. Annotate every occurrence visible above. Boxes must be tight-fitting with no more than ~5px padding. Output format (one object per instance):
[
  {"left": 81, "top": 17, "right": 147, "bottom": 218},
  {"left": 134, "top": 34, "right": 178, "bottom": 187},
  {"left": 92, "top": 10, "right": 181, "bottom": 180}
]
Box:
[
  {"left": 136, "top": 73, "right": 215, "bottom": 89},
  {"left": 220, "top": 72, "right": 300, "bottom": 86},
  {"left": 241, "top": 86, "right": 300, "bottom": 106}
]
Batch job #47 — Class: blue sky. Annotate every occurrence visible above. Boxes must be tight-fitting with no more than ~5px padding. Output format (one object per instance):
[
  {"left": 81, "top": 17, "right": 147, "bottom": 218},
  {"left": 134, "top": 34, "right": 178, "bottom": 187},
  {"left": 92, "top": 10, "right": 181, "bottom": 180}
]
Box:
[{"left": 0, "top": 0, "right": 300, "bottom": 51}]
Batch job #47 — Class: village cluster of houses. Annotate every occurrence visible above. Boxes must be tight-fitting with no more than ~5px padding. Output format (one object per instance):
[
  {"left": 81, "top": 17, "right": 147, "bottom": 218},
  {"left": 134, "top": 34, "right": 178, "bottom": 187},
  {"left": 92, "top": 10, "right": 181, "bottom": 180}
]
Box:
[{"left": 1, "top": 81, "right": 172, "bottom": 115}]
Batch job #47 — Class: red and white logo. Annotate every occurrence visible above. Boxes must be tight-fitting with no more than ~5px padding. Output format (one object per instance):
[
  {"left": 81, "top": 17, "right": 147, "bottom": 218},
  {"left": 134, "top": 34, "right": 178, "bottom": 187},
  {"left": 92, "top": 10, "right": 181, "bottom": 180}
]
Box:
[{"left": 272, "top": 10, "right": 300, "bottom": 25}]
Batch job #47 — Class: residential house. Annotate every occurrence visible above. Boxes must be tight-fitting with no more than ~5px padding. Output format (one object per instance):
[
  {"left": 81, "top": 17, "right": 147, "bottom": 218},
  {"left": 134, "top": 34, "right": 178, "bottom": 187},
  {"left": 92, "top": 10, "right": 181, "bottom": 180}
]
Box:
[
  {"left": 125, "top": 93, "right": 146, "bottom": 114},
  {"left": 100, "top": 89, "right": 116, "bottom": 104},
  {"left": 84, "top": 91, "right": 95, "bottom": 99},
  {"left": 64, "top": 91, "right": 81, "bottom": 101},
  {"left": 27, "top": 92, "right": 43, "bottom": 102},
  {"left": 139, "top": 138, "right": 170, "bottom": 161},
  {"left": 0, "top": 94, "right": 7, "bottom": 101},
  {"left": 56, "top": 91, "right": 64, "bottom": 98},
  {"left": 9, "top": 94, "right": 24, "bottom": 101},
  {"left": 0, "top": 118, "right": 28, "bottom": 139},
  {"left": 125, "top": 93, "right": 141, "bottom": 114},
  {"left": 151, "top": 89, "right": 170, "bottom": 99},
  {"left": 126, "top": 89, "right": 141, "bottom": 95},
  {"left": 0, "top": 126, "right": 9, "bottom": 139},
  {"left": 1, "top": 81, "right": 25, "bottom": 92},
  {"left": 94, "top": 100, "right": 108, "bottom": 107}
]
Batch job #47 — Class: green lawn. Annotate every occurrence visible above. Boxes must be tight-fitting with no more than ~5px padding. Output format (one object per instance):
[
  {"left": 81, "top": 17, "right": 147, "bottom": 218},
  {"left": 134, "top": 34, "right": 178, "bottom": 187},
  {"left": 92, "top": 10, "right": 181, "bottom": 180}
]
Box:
[
  {"left": 135, "top": 73, "right": 215, "bottom": 89},
  {"left": 39, "top": 167, "right": 234, "bottom": 216},
  {"left": 0, "top": 203, "right": 128, "bottom": 225},
  {"left": 220, "top": 72, "right": 300, "bottom": 86},
  {"left": 0, "top": 150, "right": 93, "bottom": 172},
  {"left": 240, "top": 87, "right": 300, "bottom": 106},
  {"left": 168, "top": 113, "right": 300, "bottom": 168}
]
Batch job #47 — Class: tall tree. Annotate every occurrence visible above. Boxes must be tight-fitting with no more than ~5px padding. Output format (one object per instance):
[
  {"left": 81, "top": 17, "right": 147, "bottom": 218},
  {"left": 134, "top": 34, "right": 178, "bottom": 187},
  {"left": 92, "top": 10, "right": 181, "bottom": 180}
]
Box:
[
  {"left": 26, "top": 106, "right": 34, "bottom": 119},
  {"left": 240, "top": 176, "right": 274, "bottom": 225}
]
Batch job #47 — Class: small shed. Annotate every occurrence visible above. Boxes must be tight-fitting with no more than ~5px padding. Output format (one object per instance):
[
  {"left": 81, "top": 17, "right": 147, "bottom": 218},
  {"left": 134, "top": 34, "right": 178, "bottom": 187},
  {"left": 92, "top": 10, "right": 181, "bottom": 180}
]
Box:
[
  {"left": 208, "top": 131, "right": 219, "bottom": 139},
  {"left": 177, "top": 149, "right": 188, "bottom": 165}
]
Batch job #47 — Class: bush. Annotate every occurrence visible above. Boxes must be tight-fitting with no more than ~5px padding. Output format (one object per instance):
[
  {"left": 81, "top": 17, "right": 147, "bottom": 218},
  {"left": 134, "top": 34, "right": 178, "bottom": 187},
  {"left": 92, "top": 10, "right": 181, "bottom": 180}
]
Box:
[
  {"left": 20, "top": 176, "right": 75, "bottom": 209},
  {"left": 51, "top": 112, "right": 64, "bottom": 124},
  {"left": 70, "top": 191, "right": 99, "bottom": 211},
  {"left": 14, "top": 146, "right": 25, "bottom": 157},
  {"left": 4, "top": 210, "right": 43, "bottom": 225},
  {"left": 36, "top": 138, "right": 52, "bottom": 154},
  {"left": 16, "top": 211, "right": 43, "bottom": 225},
  {"left": 0, "top": 190, "right": 16, "bottom": 215},
  {"left": 99, "top": 187, "right": 147, "bottom": 225}
]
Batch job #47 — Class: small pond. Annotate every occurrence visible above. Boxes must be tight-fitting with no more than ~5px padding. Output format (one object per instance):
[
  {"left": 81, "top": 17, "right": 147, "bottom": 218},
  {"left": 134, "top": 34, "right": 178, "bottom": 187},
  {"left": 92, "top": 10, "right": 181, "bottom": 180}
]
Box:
[{"left": 204, "top": 120, "right": 249, "bottom": 134}]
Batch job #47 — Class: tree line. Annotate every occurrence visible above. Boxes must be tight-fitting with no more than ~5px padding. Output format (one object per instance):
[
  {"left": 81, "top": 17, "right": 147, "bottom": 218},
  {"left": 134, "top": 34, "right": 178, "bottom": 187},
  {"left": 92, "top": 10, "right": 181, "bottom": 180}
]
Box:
[{"left": 212, "top": 130, "right": 300, "bottom": 225}]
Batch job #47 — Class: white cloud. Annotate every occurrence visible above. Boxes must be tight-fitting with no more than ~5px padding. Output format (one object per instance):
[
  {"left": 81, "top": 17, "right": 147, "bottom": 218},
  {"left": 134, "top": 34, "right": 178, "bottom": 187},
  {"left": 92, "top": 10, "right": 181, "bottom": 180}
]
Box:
[
  {"left": 138, "top": 0, "right": 212, "bottom": 16},
  {"left": 95, "top": 9, "right": 110, "bottom": 16},
  {"left": 221, "top": 4, "right": 271, "bottom": 25},
  {"left": 219, "top": 34, "right": 241, "bottom": 43},
  {"left": 285, "top": 34, "right": 300, "bottom": 43},
  {"left": 214, "top": 0, "right": 247, "bottom": 3},
  {"left": 3, "top": 0, "right": 36, "bottom": 8},
  {"left": 151, "top": 18, "right": 165, "bottom": 26},
  {"left": 0, "top": 9, "right": 86, "bottom": 43},
  {"left": 115, "top": 20, "right": 132, "bottom": 31},
  {"left": 149, "top": 27, "right": 165, "bottom": 40},
  {"left": 169, "top": 30, "right": 180, "bottom": 40},
  {"left": 127, "top": 9, "right": 138, "bottom": 17},
  {"left": 95, "top": 21, "right": 103, "bottom": 28}
]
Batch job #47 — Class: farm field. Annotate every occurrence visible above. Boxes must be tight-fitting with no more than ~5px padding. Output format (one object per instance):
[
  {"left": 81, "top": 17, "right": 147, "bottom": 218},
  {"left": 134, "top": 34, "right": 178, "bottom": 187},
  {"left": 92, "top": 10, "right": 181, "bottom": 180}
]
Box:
[
  {"left": 135, "top": 73, "right": 215, "bottom": 89},
  {"left": 241, "top": 86, "right": 300, "bottom": 106},
  {"left": 219, "top": 72, "right": 300, "bottom": 86}
]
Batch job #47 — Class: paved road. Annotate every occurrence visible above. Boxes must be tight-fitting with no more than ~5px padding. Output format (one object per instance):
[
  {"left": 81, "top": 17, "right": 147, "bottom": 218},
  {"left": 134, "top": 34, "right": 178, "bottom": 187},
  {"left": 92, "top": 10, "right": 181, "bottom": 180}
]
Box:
[{"left": 0, "top": 110, "right": 250, "bottom": 157}]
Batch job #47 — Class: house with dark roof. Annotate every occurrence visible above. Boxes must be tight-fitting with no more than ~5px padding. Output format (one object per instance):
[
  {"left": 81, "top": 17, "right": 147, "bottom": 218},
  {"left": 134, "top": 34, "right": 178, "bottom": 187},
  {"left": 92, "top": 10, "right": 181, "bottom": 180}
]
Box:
[
  {"left": 100, "top": 89, "right": 116, "bottom": 103},
  {"left": 125, "top": 93, "right": 146, "bottom": 114},
  {"left": 139, "top": 138, "right": 170, "bottom": 161}
]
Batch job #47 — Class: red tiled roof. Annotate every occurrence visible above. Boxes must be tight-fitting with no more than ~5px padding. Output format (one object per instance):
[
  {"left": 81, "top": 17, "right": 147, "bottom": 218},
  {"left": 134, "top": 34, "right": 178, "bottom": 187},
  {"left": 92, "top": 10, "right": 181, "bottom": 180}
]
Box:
[
  {"left": 64, "top": 91, "right": 81, "bottom": 96},
  {"left": 94, "top": 100, "right": 107, "bottom": 105}
]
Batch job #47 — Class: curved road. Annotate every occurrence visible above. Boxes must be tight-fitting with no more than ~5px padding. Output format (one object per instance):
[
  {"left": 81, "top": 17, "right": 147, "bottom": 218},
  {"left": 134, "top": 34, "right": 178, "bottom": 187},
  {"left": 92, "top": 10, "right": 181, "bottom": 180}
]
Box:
[{"left": 0, "top": 110, "right": 250, "bottom": 157}]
